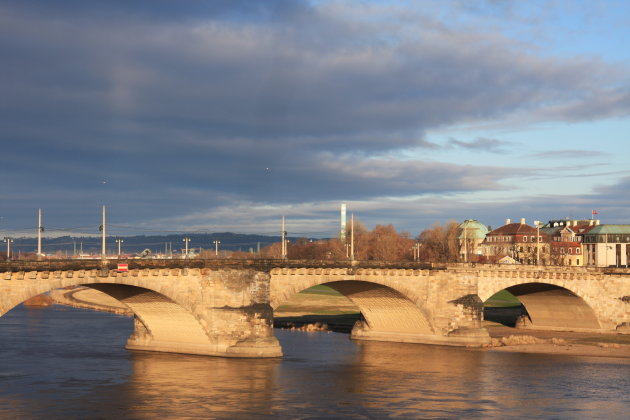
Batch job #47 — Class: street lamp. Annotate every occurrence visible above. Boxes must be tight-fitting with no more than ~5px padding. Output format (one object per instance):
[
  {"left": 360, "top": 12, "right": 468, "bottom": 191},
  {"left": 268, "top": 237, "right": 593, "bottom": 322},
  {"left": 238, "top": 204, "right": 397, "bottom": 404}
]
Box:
[
  {"left": 116, "top": 238, "right": 124, "bottom": 258},
  {"left": 4, "top": 237, "right": 14, "bottom": 260},
  {"left": 412, "top": 243, "right": 420, "bottom": 261},
  {"left": 534, "top": 220, "right": 540, "bottom": 265},
  {"left": 183, "top": 237, "right": 191, "bottom": 258}
]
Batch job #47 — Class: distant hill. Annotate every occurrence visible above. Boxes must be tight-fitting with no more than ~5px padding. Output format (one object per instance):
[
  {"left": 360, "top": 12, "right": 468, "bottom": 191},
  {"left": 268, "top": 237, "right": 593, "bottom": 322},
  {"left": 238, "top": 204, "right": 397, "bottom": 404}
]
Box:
[{"left": 7, "top": 232, "right": 304, "bottom": 257}]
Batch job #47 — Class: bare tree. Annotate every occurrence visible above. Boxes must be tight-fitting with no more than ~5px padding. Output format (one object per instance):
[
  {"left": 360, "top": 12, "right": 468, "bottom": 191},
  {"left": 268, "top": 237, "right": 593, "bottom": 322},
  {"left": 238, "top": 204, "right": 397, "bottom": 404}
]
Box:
[
  {"left": 369, "top": 224, "right": 414, "bottom": 261},
  {"left": 417, "top": 221, "right": 460, "bottom": 262}
]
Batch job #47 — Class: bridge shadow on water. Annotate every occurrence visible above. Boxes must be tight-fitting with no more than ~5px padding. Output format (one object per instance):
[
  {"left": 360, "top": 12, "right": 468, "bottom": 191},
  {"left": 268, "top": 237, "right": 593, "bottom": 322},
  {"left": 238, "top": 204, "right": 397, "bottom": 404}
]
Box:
[
  {"left": 483, "top": 306, "right": 527, "bottom": 328},
  {"left": 274, "top": 313, "right": 362, "bottom": 333},
  {"left": 274, "top": 306, "right": 528, "bottom": 330}
]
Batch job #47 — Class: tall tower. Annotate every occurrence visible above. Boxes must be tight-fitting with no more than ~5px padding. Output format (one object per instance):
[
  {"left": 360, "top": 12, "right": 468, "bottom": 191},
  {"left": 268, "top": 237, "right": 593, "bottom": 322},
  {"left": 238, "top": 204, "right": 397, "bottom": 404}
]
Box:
[{"left": 340, "top": 203, "right": 347, "bottom": 243}]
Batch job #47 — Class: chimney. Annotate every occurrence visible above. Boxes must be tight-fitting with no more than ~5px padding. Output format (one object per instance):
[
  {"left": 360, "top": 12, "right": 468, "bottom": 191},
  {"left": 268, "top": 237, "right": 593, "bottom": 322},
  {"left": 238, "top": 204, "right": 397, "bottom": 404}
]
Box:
[
  {"left": 596, "top": 219, "right": 600, "bottom": 225},
  {"left": 505, "top": 218, "right": 511, "bottom": 225},
  {"left": 520, "top": 218, "right": 526, "bottom": 224},
  {"left": 589, "top": 220, "right": 594, "bottom": 226}
]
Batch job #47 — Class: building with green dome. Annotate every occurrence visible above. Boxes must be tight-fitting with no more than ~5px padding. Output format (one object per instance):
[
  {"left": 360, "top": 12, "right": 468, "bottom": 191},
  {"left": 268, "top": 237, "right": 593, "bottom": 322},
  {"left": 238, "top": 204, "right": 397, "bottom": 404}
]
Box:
[{"left": 458, "top": 219, "right": 489, "bottom": 262}]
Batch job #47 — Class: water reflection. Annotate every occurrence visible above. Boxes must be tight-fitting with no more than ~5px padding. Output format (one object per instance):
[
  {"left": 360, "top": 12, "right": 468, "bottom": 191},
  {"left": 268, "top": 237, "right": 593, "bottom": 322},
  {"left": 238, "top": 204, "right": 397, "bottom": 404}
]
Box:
[
  {"left": 1, "top": 306, "right": 629, "bottom": 419},
  {"left": 125, "top": 352, "right": 280, "bottom": 419},
  {"left": 347, "top": 341, "right": 491, "bottom": 418}
]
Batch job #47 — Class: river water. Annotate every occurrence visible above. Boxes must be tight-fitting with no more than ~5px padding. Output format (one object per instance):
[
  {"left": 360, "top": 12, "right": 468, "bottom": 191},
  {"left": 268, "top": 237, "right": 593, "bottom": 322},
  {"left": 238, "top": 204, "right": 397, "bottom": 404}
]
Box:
[{"left": 0, "top": 305, "right": 628, "bottom": 419}]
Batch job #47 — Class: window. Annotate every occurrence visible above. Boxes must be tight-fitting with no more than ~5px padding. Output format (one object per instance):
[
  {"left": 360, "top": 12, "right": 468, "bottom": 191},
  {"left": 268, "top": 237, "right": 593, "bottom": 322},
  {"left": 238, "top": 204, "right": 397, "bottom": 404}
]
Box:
[
  {"left": 569, "top": 248, "right": 573, "bottom": 254},
  {"left": 577, "top": 259, "right": 580, "bottom": 265},
  {"left": 531, "top": 236, "right": 535, "bottom": 242},
  {"left": 576, "top": 248, "right": 580, "bottom": 254}
]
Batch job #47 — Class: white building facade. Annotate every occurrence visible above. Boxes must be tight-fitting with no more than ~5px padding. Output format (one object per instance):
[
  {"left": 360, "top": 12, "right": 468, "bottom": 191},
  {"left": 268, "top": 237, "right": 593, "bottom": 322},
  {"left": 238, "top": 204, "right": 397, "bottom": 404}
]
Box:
[{"left": 583, "top": 225, "right": 630, "bottom": 267}]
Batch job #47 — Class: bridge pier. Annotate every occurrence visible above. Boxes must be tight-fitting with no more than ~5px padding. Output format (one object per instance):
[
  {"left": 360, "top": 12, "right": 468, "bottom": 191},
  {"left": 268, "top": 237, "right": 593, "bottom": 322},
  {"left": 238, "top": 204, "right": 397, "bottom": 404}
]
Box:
[
  {"left": 125, "top": 316, "right": 282, "bottom": 358},
  {"left": 113, "top": 269, "right": 283, "bottom": 358}
]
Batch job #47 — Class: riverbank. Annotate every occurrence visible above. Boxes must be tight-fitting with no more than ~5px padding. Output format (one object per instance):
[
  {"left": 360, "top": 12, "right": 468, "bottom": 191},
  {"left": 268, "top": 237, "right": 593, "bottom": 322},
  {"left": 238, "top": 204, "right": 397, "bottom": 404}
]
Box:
[{"left": 480, "top": 323, "right": 630, "bottom": 358}]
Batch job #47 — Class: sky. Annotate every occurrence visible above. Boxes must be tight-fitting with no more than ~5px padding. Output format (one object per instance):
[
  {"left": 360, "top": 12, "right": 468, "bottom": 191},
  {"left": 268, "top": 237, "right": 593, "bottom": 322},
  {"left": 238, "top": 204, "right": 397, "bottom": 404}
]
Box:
[{"left": 1, "top": 0, "right": 629, "bottom": 239}]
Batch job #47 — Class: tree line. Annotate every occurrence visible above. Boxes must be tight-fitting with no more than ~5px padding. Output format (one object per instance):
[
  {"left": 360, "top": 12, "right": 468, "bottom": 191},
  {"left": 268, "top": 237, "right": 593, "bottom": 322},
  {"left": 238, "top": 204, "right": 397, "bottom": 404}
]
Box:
[
  {"left": 1, "top": 221, "right": 463, "bottom": 263},
  {"left": 219, "top": 220, "right": 462, "bottom": 263}
]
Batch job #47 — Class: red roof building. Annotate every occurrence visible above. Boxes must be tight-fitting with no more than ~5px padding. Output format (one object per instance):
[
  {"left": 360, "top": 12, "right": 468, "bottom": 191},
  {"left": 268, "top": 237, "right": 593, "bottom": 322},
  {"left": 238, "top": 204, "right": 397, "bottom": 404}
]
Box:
[{"left": 481, "top": 218, "right": 549, "bottom": 265}]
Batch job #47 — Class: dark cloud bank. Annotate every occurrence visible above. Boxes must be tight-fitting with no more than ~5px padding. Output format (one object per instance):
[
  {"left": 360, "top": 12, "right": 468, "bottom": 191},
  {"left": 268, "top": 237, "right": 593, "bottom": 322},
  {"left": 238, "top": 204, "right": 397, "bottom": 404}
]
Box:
[{"left": 1, "top": 0, "right": 628, "bottom": 233}]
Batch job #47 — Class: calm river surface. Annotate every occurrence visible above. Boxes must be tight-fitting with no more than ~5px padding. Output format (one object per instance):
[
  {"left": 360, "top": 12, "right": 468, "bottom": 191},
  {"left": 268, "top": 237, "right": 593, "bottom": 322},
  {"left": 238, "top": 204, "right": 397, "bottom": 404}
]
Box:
[{"left": 1, "top": 305, "right": 629, "bottom": 419}]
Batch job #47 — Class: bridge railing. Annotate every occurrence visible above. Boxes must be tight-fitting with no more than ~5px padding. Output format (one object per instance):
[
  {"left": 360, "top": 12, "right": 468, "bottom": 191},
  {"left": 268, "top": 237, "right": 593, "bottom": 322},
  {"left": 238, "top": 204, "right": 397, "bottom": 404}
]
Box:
[{"left": 0, "top": 258, "right": 442, "bottom": 273}]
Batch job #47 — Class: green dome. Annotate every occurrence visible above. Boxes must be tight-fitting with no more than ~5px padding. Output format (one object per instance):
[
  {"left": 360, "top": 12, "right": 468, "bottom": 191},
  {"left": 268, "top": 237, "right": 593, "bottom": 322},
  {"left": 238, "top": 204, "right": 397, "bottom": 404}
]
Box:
[{"left": 458, "top": 219, "right": 489, "bottom": 240}]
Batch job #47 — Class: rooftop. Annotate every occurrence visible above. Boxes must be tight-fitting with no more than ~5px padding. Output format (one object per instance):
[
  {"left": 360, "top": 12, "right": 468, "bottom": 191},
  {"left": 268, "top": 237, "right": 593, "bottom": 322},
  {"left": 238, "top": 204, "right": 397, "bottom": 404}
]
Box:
[
  {"left": 458, "top": 219, "right": 489, "bottom": 239},
  {"left": 488, "top": 222, "right": 538, "bottom": 236},
  {"left": 585, "top": 225, "right": 630, "bottom": 235}
]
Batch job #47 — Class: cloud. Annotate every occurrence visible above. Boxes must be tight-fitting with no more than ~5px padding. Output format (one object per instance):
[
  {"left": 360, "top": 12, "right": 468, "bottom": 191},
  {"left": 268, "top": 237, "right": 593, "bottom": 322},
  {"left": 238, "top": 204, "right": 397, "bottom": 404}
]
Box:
[
  {"left": 447, "top": 137, "right": 509, "bottom": 153},
  {"left": 1, "top": 1, "right": 629, "bottom": 233},
  {"left": 138, "top": 174, "right": 630, "bottom": 237},
  {"left": 2, "top": 1, "right": 629, "bottom": 151},
  {"left": 528, "top": 150, "right": 610, "bottom": 159}
]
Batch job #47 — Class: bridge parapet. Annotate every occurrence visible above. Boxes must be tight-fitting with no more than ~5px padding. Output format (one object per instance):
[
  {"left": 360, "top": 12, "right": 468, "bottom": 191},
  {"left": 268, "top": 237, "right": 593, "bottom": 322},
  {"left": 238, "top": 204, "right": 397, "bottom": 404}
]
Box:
[{"left": 0, "top": 259, "right": 443, "bottom": 274}]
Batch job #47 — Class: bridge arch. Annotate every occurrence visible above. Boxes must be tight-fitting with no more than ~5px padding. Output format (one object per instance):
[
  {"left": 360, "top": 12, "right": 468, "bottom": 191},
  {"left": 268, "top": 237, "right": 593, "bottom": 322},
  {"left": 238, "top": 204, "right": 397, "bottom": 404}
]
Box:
[
  {"left": 270, "top": 269, "right": 436, "bottom": 337},
  {"left": 0, "top": 271, "right": 215, "bottom": 355},
  {"left": 479, "top": 280, "right": 602, "bottom": 331}
]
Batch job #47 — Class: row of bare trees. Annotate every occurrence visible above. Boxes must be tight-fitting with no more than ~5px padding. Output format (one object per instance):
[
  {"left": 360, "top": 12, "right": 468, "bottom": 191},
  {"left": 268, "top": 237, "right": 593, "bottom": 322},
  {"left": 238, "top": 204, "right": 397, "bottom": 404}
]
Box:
[{"left": 252, "top": 220, "right": 461, "bottom": 263}]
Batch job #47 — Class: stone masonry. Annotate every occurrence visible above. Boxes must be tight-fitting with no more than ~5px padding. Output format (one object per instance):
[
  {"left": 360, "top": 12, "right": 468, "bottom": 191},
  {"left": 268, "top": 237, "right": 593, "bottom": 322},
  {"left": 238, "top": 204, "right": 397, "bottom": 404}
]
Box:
[
  {"left": 1, "top": 261, "right": 628, "bottom": 357},
  {"left": 0, "top": 267, "right": 281, "bottom": 358}
]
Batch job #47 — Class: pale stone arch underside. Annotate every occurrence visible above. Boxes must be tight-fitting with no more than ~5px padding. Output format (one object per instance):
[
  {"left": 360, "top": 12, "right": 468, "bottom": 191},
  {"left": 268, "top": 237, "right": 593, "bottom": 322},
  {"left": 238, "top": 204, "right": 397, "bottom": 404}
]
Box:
[
  {"left": 2, "top": 269, "right": 283, "bottom": 358},
  {"left": 0, "top": 278, "right": 213, "bottom": 354},
  {"left": 328, "top": 280, "right": 434, "bottom": 335},
  {"left": 88, "top": 284, "right": 212, "bottom": 349},
  {"left": 483, "top": 282, "right": 601, "bottom": 331},
  {"left": 273, "top": 278, "right": 434, "bottom": 335},
  {"left": 270, "top": 268, "right": 494, "bottom": 347}
]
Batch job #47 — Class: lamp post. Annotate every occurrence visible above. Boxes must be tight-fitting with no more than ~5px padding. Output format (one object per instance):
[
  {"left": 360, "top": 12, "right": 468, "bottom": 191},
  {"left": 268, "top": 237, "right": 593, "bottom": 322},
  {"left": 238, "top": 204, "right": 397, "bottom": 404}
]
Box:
[
  {"left": 350, "top": 213, "right": 355, "bottom": 262},
  {"left": 100, "top": 205, "right": 106, "bottom": 262},
  {"left": 4, "top": 237, "right": 13, "bottom": 260},
  {"left": 116, "top": 238, "right": 124, "bottom": 258},
  {"left": 37, "top": 208, "right": 44, "bottom": 260},
  {"left": 534, "top": 220, "right": 541, "bottom": 265},
  {"left": 462, "top": 221, "right": 468, "bottom": 263},
  {"left": 183, "top": 237, "right": 191, "bottom": 258},
  {"left": 214, "top": 240, "right": 220, "bottom": 257},
  {"left": 281, "top": 216, "right": 287, "bottom": 259}
]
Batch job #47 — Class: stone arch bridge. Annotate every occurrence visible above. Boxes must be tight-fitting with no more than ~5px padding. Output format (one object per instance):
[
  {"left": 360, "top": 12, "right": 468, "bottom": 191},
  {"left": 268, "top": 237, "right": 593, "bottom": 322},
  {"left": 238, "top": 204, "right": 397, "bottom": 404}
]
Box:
[{"left": 1, "top": 260, "right": 628, "bottom": 358}]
